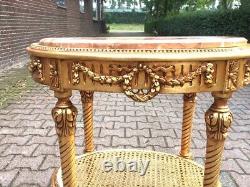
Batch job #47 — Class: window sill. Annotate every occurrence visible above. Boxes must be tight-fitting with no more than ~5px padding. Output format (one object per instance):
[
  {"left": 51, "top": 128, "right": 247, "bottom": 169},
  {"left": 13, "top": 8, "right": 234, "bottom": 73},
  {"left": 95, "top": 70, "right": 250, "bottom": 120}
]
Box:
[{"left": 57, "top": 4, "right": 67, "bottom": 9}]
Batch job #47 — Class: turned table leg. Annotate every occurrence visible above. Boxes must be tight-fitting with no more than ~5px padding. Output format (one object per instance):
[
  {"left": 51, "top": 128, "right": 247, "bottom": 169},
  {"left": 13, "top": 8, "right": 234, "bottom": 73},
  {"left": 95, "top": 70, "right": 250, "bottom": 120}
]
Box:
[
  {"left": 80, "top": 91, "right": 95, "bottom": 153},
  {"left": 52, "top": 91, "right": 78, "bottom": 187},
  {"left": 204, "top": 92, "right": 233, "bottom": 187},
  {"left": 180, "top": 93, "right": 196, "bottom": 159}
]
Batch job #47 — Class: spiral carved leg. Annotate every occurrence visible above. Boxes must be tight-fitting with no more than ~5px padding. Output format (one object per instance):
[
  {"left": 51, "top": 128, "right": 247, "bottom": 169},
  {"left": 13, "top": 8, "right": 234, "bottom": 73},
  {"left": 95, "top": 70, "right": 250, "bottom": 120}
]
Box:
[
  {"left": 80, "top": 91, "right": 95, "bottom": 153},
  {"left": 204, "top": 92, "right": 233, "bottom": 187},
  {"left": 180, "top": 93, "right": 196, "bottom": 159},
  {"left": 52, "top": 91, "right": 78, "bottom": 187}
]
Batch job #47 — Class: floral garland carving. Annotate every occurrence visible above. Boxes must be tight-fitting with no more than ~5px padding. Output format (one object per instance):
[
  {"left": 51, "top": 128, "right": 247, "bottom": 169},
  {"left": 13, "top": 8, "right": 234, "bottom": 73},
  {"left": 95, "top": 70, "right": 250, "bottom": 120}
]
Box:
[
  {"left": 72, "top": 62, "right": 214, "bottom": 102},
  {"left": 244, "top": 61, "right": 250, "bottom": 86},
  {"left": 28, "top": 57, "right": 44, "bottom": 81}
]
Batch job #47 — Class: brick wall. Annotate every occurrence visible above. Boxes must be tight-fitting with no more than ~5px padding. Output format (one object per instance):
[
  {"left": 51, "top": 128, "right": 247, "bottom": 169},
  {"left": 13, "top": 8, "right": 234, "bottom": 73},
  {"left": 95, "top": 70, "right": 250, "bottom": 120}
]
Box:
[{"left": 0, "top": 0, "right": 103, "bottom": 69}]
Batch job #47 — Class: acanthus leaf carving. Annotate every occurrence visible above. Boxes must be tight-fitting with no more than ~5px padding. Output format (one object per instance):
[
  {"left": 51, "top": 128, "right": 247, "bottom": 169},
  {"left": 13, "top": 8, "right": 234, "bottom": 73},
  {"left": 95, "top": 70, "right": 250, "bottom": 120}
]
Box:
[
  {"left": 205, "top": 103, "right": 233, "bottom": 141},
  {"left": 52, "top": 99, "right": 77, "bottom": 137}
]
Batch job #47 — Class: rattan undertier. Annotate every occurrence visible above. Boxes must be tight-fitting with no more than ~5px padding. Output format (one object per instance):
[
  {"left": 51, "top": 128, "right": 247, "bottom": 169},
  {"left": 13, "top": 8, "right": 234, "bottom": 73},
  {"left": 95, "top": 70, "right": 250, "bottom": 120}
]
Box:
[{"left": 51, "top": 149, "right": 221, "bottom": 187}]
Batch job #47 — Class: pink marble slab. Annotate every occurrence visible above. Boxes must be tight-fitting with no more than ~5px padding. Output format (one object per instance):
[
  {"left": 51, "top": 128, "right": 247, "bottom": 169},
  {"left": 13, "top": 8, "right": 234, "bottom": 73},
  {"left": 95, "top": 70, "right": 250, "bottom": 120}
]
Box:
[{"left": 39, "top": 36, "right": 247, "bottom": 49}]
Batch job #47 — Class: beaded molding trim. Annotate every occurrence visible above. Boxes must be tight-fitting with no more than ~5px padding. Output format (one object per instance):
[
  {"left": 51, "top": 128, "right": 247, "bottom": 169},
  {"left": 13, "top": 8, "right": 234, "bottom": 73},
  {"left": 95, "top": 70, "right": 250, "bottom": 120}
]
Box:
[{"left": 30, "top": 43, "right": 235, "bottom": 54}]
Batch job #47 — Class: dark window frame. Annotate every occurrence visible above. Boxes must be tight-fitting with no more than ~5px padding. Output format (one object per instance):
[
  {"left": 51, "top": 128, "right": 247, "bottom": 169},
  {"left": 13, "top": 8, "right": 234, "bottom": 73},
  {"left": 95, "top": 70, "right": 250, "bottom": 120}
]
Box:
[
  {"left": 79, "top": 0, "right": 86, "bottom": 13},
  {"left": 56, "top": 0, "right": 66, "bottom": 8}
]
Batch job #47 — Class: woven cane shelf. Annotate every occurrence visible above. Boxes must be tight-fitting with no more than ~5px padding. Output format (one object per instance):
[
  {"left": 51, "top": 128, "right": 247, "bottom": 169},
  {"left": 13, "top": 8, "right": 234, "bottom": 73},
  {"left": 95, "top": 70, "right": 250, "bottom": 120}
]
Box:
[{"left": 51, "top": 149, "right": 219, "bottom": 187}]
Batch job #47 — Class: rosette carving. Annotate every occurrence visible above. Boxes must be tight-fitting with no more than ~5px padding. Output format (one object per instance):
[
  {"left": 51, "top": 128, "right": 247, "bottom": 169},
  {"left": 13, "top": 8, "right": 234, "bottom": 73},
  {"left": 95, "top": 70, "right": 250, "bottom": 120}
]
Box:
[{"left": 52, "top": 99, "right": 77, "bottom": 137}]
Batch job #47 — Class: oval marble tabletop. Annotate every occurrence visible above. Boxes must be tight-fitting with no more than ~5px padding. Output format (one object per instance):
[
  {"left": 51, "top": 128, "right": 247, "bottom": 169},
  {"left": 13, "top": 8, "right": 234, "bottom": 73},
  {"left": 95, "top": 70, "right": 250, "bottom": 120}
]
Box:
[{"left": 27, "top": 36, "right": 250, "bottom": 61}]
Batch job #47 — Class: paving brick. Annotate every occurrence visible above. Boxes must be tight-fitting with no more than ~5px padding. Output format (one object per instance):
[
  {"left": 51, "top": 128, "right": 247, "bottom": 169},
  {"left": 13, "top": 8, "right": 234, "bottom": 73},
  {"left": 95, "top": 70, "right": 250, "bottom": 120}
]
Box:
[
  {"left": 14, "top": 114, "right": 39, "bottom": 120},
  {"left": 39, "top": 155, "right": 60, "bottom": 170},
  {"left": 126, "top": 128, "right": 150, "bottom": 138},
  {"left": 153, "top": 146, "right": 178, "bottom": 154},
  {"left": 9, "top": 109, "right": 33, "bottom": 115},
  {"left": 0, "top": 169, "right": 19, "bottom": 187},
  {"left": 221, "top": 159, "right": 244, "bottom": 174},
  {"left": 95, "top": 136, "right": 112, "bottom": 147},
  {"left": 0, "top": 127, "right": 24, "bottom": 135},
  {"left": 26, "top": 135, "right": 57, "bottom": 146},
  {"left": 94, "top": 121, "right": 114, "bottom": 128},
  {"left": 0, "top": 144, "right": 8, "bottom": 154},
  {"left": 236, "top": 159, "right": 250, "bottom": 174},
  {"left": 126, "top": 116, "right": 147, "bottom": 122},
  {"left": 104, "top": 116, "right": 124, "bottom": 123},
  {"left": 116, "top": 110, "right": 135, "bottom": 116},
  {"left": 96, "top": 144, "right": 125, "bottom": 151},
  {"left": 229, "top": 132, "right": 250, "bottom": 140},
  {"left": 95, "top": 110, "right": 115, "bottom": 116},
  {"left": 32, "top": 144, "right": 59, "bottom": 157},
  {"left": 192, "top": 138, "right": 206, "bottom": 149},
  {"left": 151, "top": 129, "right": 176, "bottom": 138},
  {"left": 22, "top": 127, "right": 49, "bottom": 136},
  {"left": 231, "top": 172, "right": 250, "bottom": 187},
  {"left": 165, "top": 136, "right": 180, "bottom": 148},
  {"left": 225, "top": 139, "right": 250, "bottom": 149},
  {"left": 220, "top": 172, "right": 237, "bottom": 187},
  {"left": 6, "top": 155, "right": 45, "bottom": 171},
  {"left": 139, "top": 137, "right": 166, "bottom": 147},
  {"left": 0, "top": 155, "right": 14, "bottom": 170},
  {"left": 12, "top": 168, "right": 52, "bottom": 187},
  {"left": 2, "top": 144, "right": 38, "bottom": 156},
  {"left": 1, "top": 120, "right": 21, "bottom": 128},
  {"left": 100, "top": 128, "right": 125, "bottom": 138},
  {"left": 112, "top": 136, "right": 138, "bottom": 147},
  {"left": 19, "top": 120, "right": 46, "bottom": 128},
  {"left": 137, "top": 121, "right": 161, "bottom": 130},
  {"left": 106, "top": 105, "right": 125, "bottom": 111},
  {"left": 136, "top": 110, "right": 157, "bottom": 116},
  {"left": 114, "top": 121, "right": 137, "bottom": 129},
  {"left": 0, "top": 135, "right": 31, "bottom": 145},
  {"left": 125, "top": 145, "right": 154, "bottom": 150},
  {"left": 223, "top": 148, "right": 249, "bottom": 160}
]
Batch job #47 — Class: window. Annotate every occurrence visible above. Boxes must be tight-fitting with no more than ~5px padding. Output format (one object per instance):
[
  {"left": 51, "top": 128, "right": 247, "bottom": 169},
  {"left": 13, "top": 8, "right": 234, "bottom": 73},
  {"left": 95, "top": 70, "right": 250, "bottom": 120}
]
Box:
[
  {"left": 93, "top": 0, "right": 98, "bottom": 20},
  {"left": 79, "top": 0, "right": 85, "bottom": 13},
  {"left": 57, "top": 0, "right": 66, "bottom": 7}
]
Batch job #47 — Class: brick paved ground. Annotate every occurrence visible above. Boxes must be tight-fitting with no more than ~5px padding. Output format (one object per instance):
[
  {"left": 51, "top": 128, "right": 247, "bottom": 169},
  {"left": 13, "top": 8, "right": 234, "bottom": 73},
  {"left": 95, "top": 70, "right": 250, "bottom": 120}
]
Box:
[{"left": 0, "top": 83, "right": 250, "bottom": 187}]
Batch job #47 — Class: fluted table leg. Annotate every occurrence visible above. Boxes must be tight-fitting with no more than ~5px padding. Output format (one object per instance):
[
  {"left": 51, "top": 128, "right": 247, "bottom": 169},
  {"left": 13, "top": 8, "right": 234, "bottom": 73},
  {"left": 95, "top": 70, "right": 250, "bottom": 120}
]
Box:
[
  {"left": 204, "top": 92, "right": 233, "bottom": 187},
  {"left": 52, "top": 91, "right": 78, "bottom": 187},
  {"left": 180, "top": 93, "right": 196, "bottom": 159},
  {"left": 80, "top": 91, "right": 95, "bottom": 153}
]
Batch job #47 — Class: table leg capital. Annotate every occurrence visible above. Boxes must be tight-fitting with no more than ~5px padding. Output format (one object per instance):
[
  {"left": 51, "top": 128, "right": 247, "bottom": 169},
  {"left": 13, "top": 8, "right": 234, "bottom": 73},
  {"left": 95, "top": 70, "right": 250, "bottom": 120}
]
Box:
[
  {"left": 52, "top": 98, "right": 78, "bottom": 137},
  {"left": 205, "top": 92, "right": 233, "bottom": 141},
  {"left": 80, "top": 91, "right": 94, "bottom": 103}
]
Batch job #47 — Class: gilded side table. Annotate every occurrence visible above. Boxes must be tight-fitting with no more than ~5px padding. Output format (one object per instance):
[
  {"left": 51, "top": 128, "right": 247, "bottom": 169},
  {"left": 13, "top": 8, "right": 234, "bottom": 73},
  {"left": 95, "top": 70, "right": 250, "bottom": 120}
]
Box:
[{"left": 27, "top": 37, "right": 250, "bottom": 187}]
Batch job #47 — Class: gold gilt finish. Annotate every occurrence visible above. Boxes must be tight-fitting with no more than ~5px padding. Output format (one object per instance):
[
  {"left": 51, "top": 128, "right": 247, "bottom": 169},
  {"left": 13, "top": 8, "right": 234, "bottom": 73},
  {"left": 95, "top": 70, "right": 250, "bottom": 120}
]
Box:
[
  {"left": 204, "top": 92, "right": 233, "bottom": 187},
  {"left": 27, "top": 37, "right": 250, "bottom": 187},
  {"left": 80, "top": 91, "right": 95, "bottom": 153},
  {"left": 52, "top": 92, "right": 78, "bottom": 187},
  {"left": 179, "top": 93, "right": 196, "bottom": 159}
]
